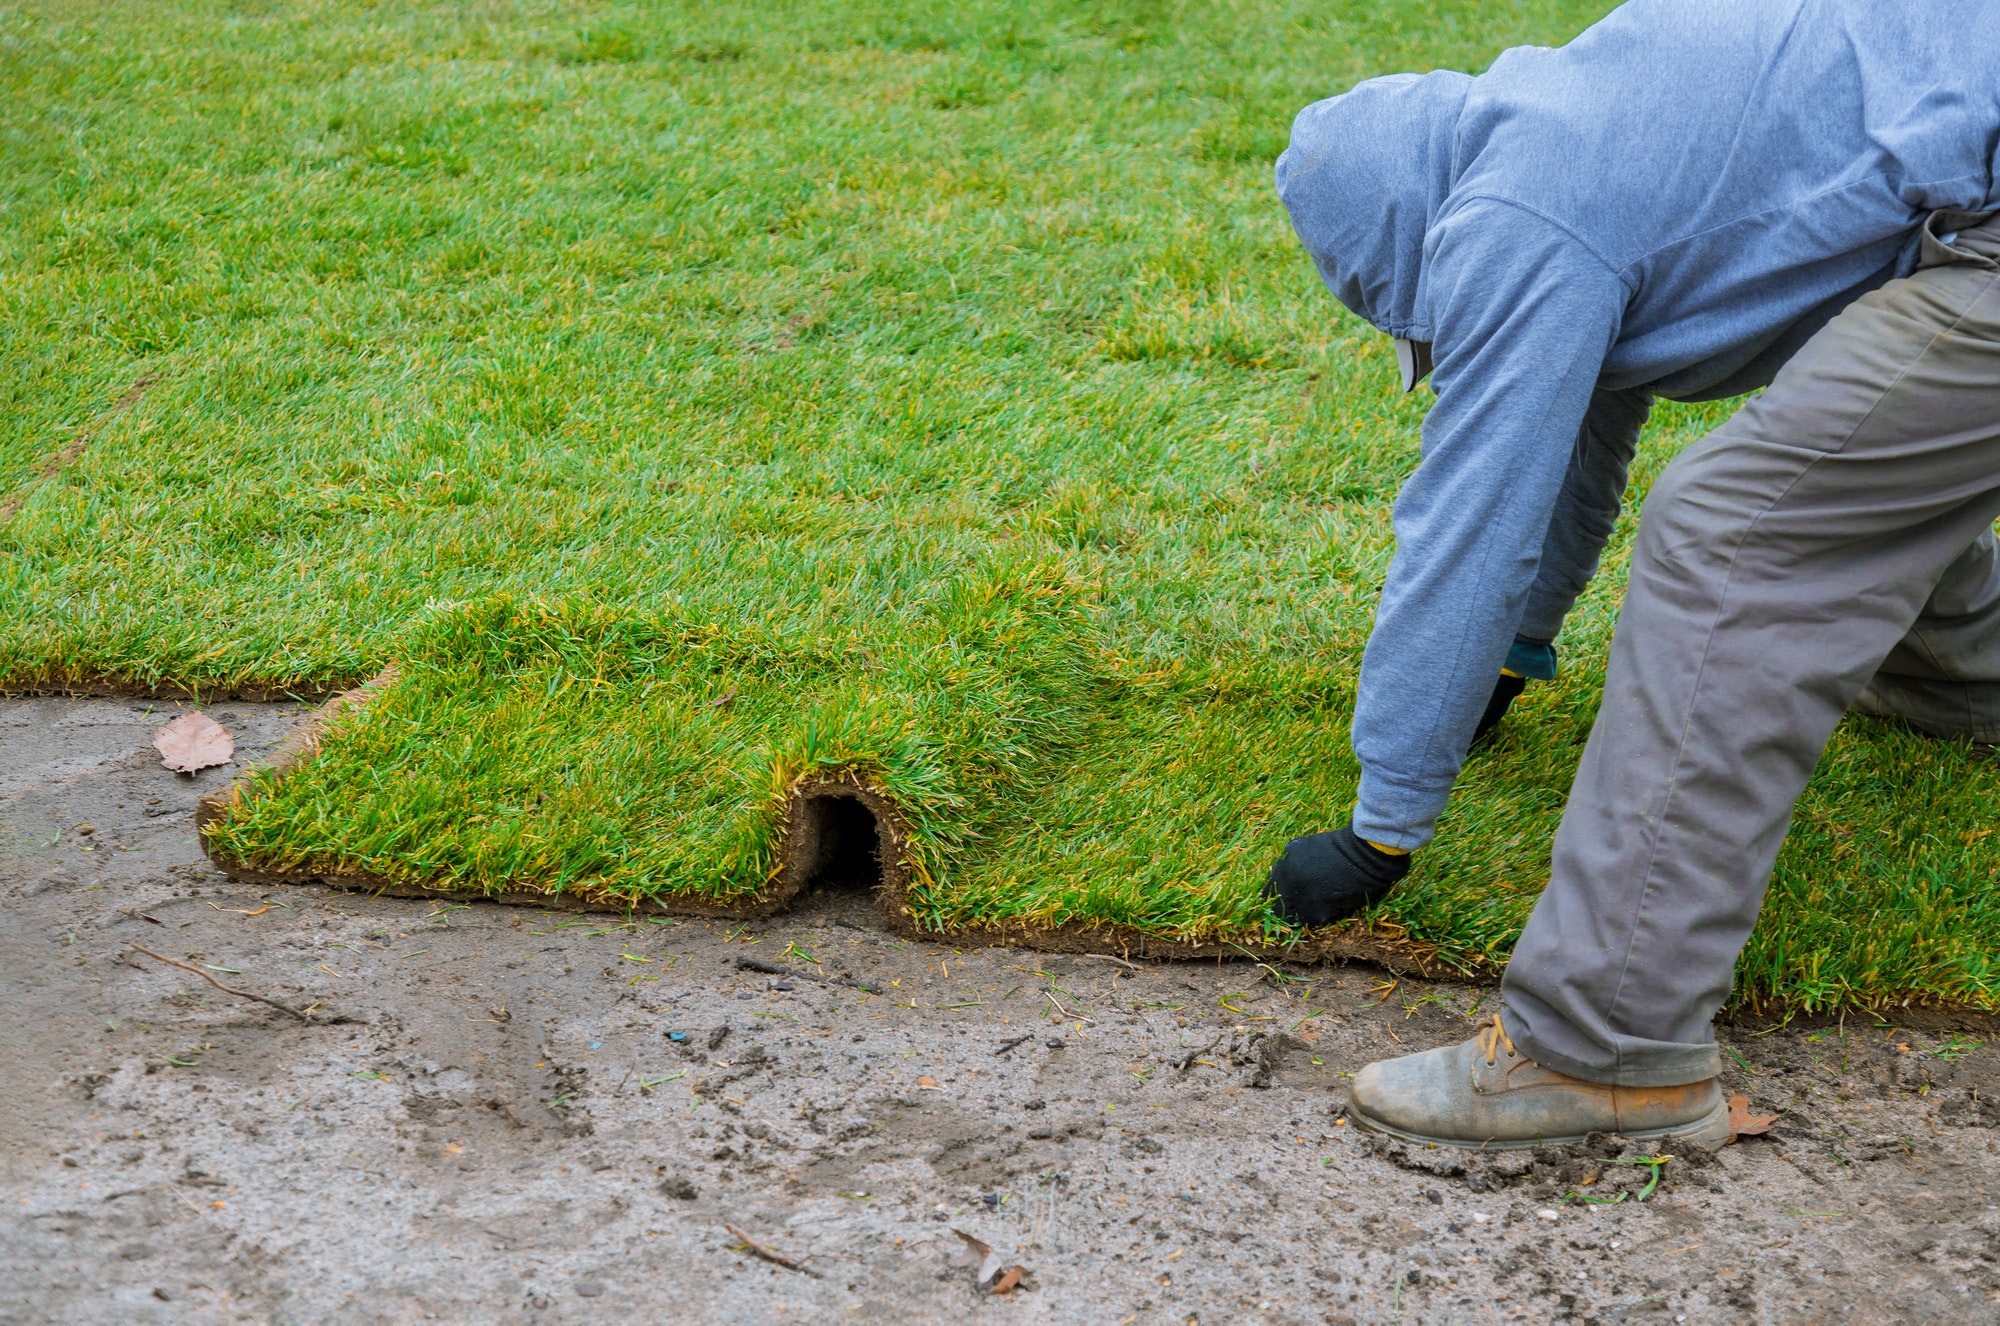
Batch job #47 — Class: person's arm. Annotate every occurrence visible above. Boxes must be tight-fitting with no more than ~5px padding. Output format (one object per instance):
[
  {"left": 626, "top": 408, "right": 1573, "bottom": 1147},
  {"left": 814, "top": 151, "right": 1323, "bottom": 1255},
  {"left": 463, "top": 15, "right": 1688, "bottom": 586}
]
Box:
[
  {"left": 1349, "top": 200, "right": 1627, "bottom": 850},
  {"left": 1517, "top": 385, "right": 1654, "bottom": 645}
]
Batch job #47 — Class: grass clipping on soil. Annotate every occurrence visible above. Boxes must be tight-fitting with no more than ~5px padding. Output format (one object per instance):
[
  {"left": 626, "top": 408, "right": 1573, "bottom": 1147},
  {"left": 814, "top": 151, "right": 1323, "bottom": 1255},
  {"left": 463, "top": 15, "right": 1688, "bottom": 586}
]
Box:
[{"left": 6, "top": 0, "right": 1999, "bottom": 1009}]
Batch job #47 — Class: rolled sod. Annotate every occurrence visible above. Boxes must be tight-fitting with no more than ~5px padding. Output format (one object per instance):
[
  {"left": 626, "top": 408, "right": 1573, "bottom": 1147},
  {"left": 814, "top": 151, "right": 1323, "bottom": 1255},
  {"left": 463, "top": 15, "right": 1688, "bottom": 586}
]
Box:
[{"left": 4, "top": 0, "right": 1996, "bottom": 1011}]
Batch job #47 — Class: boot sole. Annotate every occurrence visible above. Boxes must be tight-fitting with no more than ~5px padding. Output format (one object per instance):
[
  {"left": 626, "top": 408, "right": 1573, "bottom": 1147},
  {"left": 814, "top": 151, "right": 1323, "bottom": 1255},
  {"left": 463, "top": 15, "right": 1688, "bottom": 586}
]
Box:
[{"left": 1347, "top": 1094, "right": 1733, "bottom": 1154}]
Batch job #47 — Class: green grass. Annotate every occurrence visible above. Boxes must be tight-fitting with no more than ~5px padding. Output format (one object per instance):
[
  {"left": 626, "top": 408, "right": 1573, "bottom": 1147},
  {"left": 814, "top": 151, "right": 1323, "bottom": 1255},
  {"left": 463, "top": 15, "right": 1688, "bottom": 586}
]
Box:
[{"left": 4, "top": 0, "right": 1996, "bottom": 1011}]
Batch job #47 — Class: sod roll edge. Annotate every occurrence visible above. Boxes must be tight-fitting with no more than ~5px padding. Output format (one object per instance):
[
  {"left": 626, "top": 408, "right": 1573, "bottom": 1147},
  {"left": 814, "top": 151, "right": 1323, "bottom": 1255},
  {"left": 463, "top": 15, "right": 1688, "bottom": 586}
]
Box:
[{"left": 193, "top": 659, "right": 1479, "bottom": 979}]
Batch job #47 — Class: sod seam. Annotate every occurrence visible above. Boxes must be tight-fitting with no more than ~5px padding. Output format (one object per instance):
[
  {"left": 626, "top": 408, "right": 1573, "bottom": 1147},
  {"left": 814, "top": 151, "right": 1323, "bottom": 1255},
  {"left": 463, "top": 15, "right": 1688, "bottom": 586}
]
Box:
[{"left": 0, "top": 372, "right": 159, "bottom": 522}]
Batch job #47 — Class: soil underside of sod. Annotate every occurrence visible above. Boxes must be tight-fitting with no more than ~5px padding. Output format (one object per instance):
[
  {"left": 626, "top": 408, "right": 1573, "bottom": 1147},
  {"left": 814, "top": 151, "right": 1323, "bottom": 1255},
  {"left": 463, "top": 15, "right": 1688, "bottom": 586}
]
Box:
[{"left": 5, "top": 0, "right": 1997, "bottom": 1015}]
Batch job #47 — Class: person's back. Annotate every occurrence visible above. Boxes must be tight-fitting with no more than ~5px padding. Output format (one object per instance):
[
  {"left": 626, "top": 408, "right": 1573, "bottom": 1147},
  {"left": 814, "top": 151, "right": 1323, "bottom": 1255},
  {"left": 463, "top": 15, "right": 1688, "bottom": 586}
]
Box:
[
  {"left": 1271, "top": 0, "right": 2000, "bottom": 873},
  {"left": 1462, "top": 0, "right": 2000, "bottom": 398}
]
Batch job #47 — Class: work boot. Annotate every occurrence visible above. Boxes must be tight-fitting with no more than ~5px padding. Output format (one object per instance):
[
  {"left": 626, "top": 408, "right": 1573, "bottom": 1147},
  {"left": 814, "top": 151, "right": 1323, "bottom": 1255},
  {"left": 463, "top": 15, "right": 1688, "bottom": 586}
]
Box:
[{"left": 1347, "top": 1014, "right": 1732, "bottom": 1151}]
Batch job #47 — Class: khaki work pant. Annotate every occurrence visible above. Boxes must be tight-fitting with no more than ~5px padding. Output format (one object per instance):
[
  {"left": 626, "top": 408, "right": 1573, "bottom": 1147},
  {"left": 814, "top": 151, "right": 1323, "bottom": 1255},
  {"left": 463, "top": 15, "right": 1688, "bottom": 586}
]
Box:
[{"left": 1504, "top": 211, "right": 2000, "bottom": 1086}]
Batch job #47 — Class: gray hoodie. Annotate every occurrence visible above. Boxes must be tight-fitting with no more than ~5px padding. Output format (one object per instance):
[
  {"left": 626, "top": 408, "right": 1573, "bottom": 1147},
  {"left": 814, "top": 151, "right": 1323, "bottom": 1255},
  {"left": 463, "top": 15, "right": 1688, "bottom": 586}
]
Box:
[{"left": 1276, "top": 0, "right": 2000, "bottom": 848}]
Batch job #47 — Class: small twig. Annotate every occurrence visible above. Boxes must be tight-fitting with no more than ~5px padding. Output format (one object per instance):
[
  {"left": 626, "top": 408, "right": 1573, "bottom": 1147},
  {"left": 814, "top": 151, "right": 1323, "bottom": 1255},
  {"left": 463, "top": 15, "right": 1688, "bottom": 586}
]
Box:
[
  {"left": 993, "top": 1034, "right": 1035, "bottom": 1056},
  {"left": 735, "top": 956, "right": 879, "bottom": 994},
  {"left": 1077, "top": 953, "right": 1141, "bottom": 970},
  {"left": 1175, "top": 1032, "right": 1226, "bottom": 1076},
  {"left": 126, "top": 945, "right": 314, "bottom": 1022},
  {"left": 723, "top": 1223, "right": 823, "bottom": 1278},
  {"left": 1043, "top": 989, "right": 1093, "bottom": 1023},
  {"left": 163, "top": 1182, "right": 208, "bottom": 1218}
]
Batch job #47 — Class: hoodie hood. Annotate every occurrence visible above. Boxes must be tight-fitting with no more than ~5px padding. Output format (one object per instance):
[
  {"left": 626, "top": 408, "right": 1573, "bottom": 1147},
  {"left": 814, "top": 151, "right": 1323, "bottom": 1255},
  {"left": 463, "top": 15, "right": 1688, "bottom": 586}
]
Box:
[{"left": 1274, "top": 70, "right": 1471, "bottom": 341}]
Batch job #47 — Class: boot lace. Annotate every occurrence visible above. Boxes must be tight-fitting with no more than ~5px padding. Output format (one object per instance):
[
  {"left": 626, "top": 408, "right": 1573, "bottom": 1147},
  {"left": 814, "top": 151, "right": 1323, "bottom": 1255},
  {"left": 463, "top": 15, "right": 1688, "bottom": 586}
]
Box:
[{"left": 1478, "top": 1013, "right": 1517, "bottom": 1066}]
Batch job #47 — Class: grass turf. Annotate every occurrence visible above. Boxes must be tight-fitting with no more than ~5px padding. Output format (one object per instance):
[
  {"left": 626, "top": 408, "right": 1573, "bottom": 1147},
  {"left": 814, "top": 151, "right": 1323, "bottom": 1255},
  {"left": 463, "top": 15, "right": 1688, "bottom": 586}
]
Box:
[{"left": 5, "top": 0, "right": 1997, "bottom": 1010}]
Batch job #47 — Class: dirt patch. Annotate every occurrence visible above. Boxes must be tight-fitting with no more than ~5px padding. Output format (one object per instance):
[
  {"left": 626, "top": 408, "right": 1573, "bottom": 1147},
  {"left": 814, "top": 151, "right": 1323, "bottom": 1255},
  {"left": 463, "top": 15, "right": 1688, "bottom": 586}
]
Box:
[{"left": 5, "top": 697, "right": 1999, "bottom": 1322}]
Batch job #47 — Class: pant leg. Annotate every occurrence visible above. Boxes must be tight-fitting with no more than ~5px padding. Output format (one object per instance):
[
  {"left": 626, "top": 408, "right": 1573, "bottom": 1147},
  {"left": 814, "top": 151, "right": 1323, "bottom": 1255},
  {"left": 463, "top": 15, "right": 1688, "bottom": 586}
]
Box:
[
  {"left": 1517, "top": 387, "right": 1654, "bottom": 644},
  {"left": 1854, "top": 527, "right": 2000, "bottom": 742},
  {"left": 1502, "top": 214, "right": 2000, "bottom": 1087}
]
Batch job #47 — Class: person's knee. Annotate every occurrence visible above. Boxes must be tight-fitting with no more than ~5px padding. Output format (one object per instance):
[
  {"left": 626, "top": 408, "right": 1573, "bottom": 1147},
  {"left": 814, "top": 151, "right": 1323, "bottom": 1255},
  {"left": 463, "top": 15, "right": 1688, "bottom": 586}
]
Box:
[
  {"left": 1629, "top": 440, "right": 1767, "bottom": 594},
  {"left": 1631, "top": 450, "right": 1711, "bottom": 571}
]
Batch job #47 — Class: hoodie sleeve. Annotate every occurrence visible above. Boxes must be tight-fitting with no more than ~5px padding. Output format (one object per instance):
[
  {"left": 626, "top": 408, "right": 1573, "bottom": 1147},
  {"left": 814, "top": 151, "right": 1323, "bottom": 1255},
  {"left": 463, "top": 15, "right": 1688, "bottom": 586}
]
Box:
[{"left": 1349, "top": 198, "right": 1626, "bottom": 851}]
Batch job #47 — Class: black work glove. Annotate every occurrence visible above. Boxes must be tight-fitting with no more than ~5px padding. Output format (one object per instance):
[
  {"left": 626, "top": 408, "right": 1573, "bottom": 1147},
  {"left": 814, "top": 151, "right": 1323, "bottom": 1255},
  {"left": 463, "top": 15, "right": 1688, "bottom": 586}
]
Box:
[
  {"left": 1471, "top": 671, "right": 1528, "bottom": 746},
  {"left": 1265, "top": 824, "right": 1412, "bottom": 927}
]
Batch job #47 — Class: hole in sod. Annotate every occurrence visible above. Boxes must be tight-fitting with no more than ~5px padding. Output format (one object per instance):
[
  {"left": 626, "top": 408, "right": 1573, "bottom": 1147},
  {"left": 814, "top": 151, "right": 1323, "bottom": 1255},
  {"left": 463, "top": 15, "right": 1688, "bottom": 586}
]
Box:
[{"left": 796, "top": 793, "right": 883, "bottom": 894}]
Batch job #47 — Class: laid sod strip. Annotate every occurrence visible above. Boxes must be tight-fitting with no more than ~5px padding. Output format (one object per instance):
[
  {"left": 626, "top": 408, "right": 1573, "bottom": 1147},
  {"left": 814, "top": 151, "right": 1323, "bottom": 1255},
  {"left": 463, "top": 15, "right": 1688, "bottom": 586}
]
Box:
[
  {"left": 7, "top": 0, "right": 1999, "bottom": 1011},
  {"left": 196, "top": 608, "right": 1472, "bottom": 976}
]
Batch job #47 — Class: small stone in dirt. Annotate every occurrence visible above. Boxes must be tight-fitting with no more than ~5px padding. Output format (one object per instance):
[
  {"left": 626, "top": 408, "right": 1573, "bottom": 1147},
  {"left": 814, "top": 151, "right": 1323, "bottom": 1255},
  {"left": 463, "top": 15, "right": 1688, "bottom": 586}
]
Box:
[
  {"left": 659, "top": 1176, "right": 698, "bottom": 1200},
  {"left": 1424, "top": 1189, "right": 1444, "bottom": 1206},
  {"left": 981, "top": 1192, "right": 1001, "bottom": 1207},
  {"left": 1045, "top": 1038, "right": 1065, "bottom": 1050},
  {"left": 735, "top": 992, "right": 755, "bottom": 1001},
  {"left": 1024, "top": 1100, "right": 1046, "bottom": 1111},
  {"left": 575, "top": 1280, "right": 605, "bottom": 1298},
  {"left": 1536, "top": 1208, "right": 1560, "bottom": 1221},
  {"left": 708, "top": 1026, "right": 730, "bottom": 1050}
]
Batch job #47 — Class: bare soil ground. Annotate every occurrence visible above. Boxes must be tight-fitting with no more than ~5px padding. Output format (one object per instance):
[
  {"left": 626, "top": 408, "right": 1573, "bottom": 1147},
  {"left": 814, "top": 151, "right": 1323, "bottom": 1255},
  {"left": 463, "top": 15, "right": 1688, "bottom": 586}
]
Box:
[{"left": 3, "top": 697, "right": 1998, "bottom": 1324}]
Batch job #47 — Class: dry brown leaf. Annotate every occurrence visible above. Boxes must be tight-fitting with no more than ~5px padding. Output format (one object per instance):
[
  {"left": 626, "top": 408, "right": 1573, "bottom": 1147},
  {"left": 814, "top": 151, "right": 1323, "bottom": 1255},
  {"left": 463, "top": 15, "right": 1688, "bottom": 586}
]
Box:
[
  {"left": 989, "top": 1266, "right": 1023, "bottom": 1296},
  {"left": 917, "top": 1075, "right": 940, "bottom": 1089},
  {"left": 950, "top": 1228, "right": 1003, "bottom": 1287},
  {"left": 1726, "top": 1092, "right": 1779, "bottom": 1142},
  {"left": 153, "top": 711, "right": 234, "bottom": 774}
]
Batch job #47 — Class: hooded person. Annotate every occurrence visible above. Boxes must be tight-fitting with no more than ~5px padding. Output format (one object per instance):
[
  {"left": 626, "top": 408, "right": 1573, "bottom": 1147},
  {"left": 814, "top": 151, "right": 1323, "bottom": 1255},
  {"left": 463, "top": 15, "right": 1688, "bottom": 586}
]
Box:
[{"left": 1270, "top": 0, "right": 2000, "bottom": 1148}]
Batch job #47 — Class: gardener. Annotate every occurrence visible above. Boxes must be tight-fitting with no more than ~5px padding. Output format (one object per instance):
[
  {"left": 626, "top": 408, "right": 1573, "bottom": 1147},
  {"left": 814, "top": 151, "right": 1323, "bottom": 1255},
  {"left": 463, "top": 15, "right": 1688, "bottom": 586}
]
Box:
[{"left": 1267, "top": 0, "right": 2000, "bottom": 1149}]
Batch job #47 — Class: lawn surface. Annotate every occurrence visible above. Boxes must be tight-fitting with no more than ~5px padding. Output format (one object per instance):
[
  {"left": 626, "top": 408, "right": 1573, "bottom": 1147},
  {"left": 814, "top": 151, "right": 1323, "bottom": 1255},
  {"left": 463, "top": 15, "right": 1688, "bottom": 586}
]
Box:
[{"left": 5, "top": 0, "right": 1996, "bottom": 1009}]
